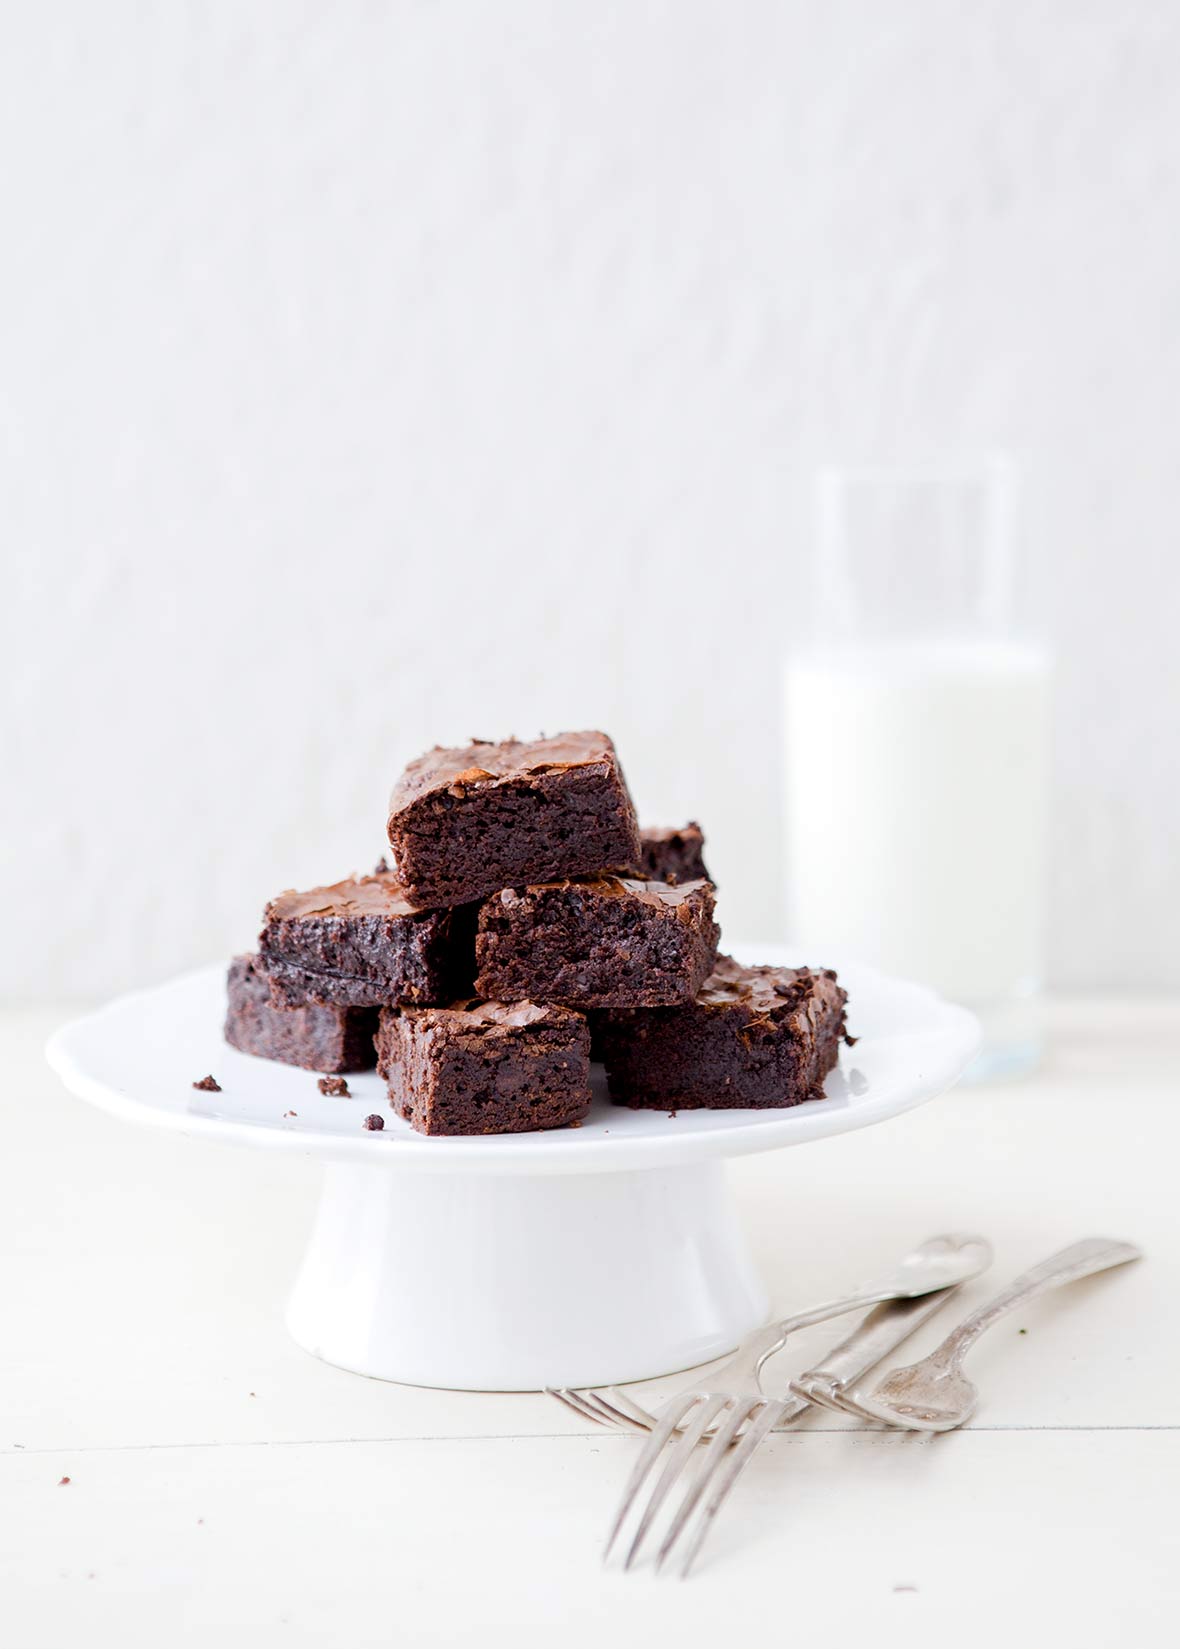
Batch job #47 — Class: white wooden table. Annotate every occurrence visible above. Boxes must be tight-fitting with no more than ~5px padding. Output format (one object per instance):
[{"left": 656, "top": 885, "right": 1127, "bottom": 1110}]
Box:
[{"left": 4, "top": 999, "right": 1178, "bottom": 1647}]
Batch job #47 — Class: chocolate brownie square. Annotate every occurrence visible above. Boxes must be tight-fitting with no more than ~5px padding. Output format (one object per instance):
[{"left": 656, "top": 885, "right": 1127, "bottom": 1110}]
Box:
[
  {"left": 385, "top": 732, "right": 641, "bottom": 909},
  {"left": 224, "top": 955, "right": 378, "bottom": 1073},
  {"left": 474, "top": 875, "right": 719, "bottom": 1009},
  {"left": 376, "top": 1001, "right": 591, "bottom": 1135},
  {"left": 639, "top": 822, "right": 710, "bottom": 885},
  {"left": 595, "top": 955, "right": 849, "bottom": 1110},
  {"left": 258, "top": 874, "right": 473, "bottom": 1008}
]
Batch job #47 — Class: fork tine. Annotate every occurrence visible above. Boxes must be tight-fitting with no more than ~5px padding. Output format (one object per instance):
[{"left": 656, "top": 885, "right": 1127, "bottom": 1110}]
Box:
[
  {"left": 601, "top": 1386, "right": 661, "bottom": 1431},
  {"left": 547, "top": 1388, "right": 615, "bottom": 1428},
  {"left": 545, "top": 1387, "right": 593, "bottom": 1422},
  {"left": 572, "top": 1389, "right": 635, "bottom": 1429},
  {"left": 676, "top": 1398, "right": 787, "bottom": 1578},
  {"left": 584, "top": 1390, "right": 653, "bottom": 1431},
  {"left": 822, "top": 1389, "right": 892, "bottom": 1425},
  {"left": 603, "top": 1394, "right": 703, "bottom": 1560},
  {"left": 622, "top": 1394, "right": 732, "bottom": 1570},
  {"left": 653, "top": 1396, "right": 767, "bottom": 1572},
  {"left": 788, "top": 1379, "right": 859, "bottom": 1417},
  {"left": 845, "top": 1391, "right": 950, "bottom": 1431}
]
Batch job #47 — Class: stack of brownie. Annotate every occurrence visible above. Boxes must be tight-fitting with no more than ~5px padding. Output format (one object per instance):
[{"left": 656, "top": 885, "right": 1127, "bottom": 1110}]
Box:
[{"left": 225, "top": 731, "right": 850, "bottom": 1135}]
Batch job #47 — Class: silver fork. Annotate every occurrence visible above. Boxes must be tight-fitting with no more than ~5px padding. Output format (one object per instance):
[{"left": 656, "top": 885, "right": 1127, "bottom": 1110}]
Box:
[
  {"left": 603, "top": 1234, "right": 991, "bottom": 1570},
  {"left": 551, "top": 1231, "right": 993, "bottom": 1438},
  {"left": 669, "top": 1235, "right": 1141, "bottom": 1578},
  {"left": 650, "top": 1280, "right": 979, "bottom": 1577},
  {"left": 800, "top": 1236, "right": 1142, "bottom": 1432}
]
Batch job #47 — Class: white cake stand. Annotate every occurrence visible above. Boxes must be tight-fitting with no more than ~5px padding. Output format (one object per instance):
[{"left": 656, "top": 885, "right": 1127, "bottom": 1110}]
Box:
[{"left": 45, "top": 948, "right": 978, "bottom": 1391}]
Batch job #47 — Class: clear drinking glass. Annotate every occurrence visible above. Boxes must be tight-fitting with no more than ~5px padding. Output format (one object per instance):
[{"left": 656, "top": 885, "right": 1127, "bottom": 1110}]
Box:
[{"left": 782, "top": 456, "right": 1052, "bottom": 1079}]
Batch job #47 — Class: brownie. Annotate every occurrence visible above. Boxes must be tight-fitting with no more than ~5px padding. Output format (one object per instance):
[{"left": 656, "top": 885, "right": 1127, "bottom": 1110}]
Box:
[
  {"left": 474, "top": 875, "right": 719, "bottom": 1009},
  {"left": 595, "top": 955, "right": 849, "bottom": 1110},
  {"left": 258, "top": 874, "right": 473, "bottom": 1008},
  {"left": 376, "top": 1001, "right": 592, "bottom": 1136},
  {"left": 224, "top": 955, "right": 378, "bottom": 1073},
  {"left": 385, "top": 731, "right": 642, "bottom": 909},
  {"left": 639, "top": 822, "right": 710, "bottom": 886}
]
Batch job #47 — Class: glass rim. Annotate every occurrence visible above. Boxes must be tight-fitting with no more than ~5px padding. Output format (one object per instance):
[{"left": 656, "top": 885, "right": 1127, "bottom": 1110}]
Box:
[{"left": 811, "top": 451, "right": 1019, "bottom": 639}]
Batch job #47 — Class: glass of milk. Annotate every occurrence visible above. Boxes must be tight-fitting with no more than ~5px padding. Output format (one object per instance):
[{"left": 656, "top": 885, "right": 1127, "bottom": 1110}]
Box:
[{"left": 782, "top": 458, "right": 1052, "bottom": 1079}]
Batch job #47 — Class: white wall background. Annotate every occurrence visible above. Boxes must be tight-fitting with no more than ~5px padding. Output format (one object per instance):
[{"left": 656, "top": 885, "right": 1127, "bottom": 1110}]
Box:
[{"left": 5, "top": 0, "right": 1178, "bottom": 1000}]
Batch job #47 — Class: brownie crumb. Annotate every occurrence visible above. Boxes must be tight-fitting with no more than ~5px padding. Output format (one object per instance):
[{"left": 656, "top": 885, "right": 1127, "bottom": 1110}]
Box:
[
  {"left": 317, "top": 1076, "right": 350, "bottom": 1097},
  {"left": 58, "top": 1476, "right": 71, "bottom": 1486},
  {"left": 192, "top": 1075, "right": 221, "bottom": 1092},
  {"left": 363, "top": 1113, "right": 385, "bottom": 1131}
]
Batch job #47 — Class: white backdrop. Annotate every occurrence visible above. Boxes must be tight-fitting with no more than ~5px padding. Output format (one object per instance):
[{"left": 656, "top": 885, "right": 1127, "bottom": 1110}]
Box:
[{"left": 6, "top": 1, "right": 1178, "bottom": 999}]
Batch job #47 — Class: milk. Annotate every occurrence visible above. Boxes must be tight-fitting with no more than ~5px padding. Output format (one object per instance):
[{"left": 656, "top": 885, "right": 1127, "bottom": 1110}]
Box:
[{"left": 783, "top": 640, "right": 1052, "bottom": 1011}]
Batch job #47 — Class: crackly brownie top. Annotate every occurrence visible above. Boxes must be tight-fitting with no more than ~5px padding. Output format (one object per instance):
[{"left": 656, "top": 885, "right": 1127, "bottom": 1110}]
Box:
[
  {"left": 400, "top": 1000, "right": 583, "bottom": 1034},
  {"left": 390, "top": 731, "right": 620, "bottom": 808},
  {"left": 501, "top": 874, "right": 710, "bottom": 909},
  {"left": 698, "top": 955, "right": 847, "bottom": 1023},
  {"left": 266, "top": 873, "right": 423, "bottom": 923}
]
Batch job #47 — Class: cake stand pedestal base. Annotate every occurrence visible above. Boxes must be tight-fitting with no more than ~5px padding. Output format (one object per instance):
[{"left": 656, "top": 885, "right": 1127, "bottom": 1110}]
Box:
[{"left": 285, "top": 1158, "right": 769, "bottom": 1390}]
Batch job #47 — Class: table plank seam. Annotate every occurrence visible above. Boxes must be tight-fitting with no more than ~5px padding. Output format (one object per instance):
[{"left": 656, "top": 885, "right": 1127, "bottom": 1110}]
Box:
[{"left": 5, "top": 1422, "right": 1179, "bottom": 1459}]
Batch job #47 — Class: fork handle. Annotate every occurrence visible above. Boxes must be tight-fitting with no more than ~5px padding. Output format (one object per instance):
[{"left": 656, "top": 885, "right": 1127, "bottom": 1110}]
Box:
[
  {"left": 740, "top": 1284, "right": 900, "bottom": 1371},
  {"left": 933, "top": 1237, "right": 1142, "bottom": 1368}
]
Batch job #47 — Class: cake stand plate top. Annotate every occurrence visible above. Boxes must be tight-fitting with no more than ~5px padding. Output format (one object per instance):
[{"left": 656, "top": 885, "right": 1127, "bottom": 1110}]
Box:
[{"left": 46, "top": 947, "right": 978, "bottom": 1177}]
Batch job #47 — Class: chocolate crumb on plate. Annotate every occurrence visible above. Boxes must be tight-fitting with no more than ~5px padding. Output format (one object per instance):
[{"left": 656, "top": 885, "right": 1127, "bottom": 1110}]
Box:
[
  {"left": 317, "top": 1075, "right": 350, "bottom": 1097},
  {"left": 363, "top": 1113, "right": 385, "bottom": 1131},
  {"left": 192, "top": 1075, "right": 221, "bottom": 1092}
]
